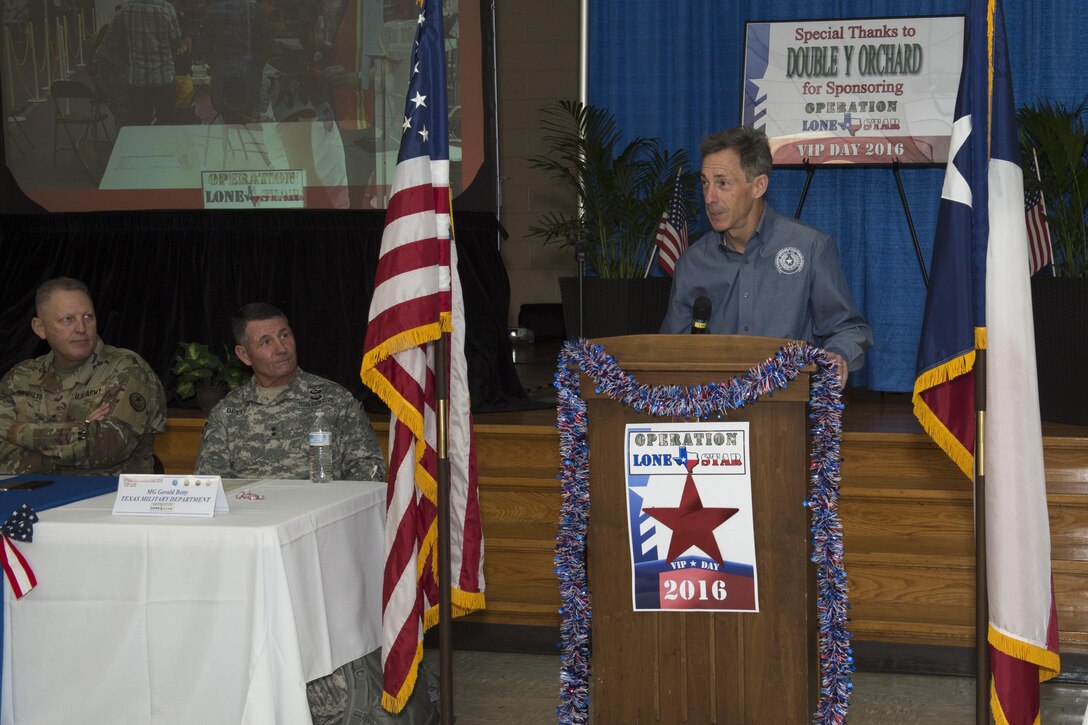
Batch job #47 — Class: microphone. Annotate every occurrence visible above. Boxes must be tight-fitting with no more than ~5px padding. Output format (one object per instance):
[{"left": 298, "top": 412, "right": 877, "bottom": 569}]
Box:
[{"left": 691, "top": 296, "right": 711, "bottom": 334}]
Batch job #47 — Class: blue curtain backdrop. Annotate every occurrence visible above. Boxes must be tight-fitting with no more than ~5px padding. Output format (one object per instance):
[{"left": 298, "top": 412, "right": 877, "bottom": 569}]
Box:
[{"left": 587, "top": 0, "right": 1086, "bottom": 391}]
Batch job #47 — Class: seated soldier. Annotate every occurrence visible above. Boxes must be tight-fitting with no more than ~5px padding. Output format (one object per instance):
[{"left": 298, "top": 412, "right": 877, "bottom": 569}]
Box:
[
  {"left": 195, "top": 302, "right": 413, "bottom": 724},
  {"left": 0, "top": 277, "right": 167, "bottom": 475},
  {"left": 194, "top": 302, "right": 386, "bottom": 481}
]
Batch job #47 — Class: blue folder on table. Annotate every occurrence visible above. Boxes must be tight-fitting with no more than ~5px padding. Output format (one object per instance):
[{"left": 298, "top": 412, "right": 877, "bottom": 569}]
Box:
[{"left": 0, "top": 475, "right": 119, "bottom": 710}]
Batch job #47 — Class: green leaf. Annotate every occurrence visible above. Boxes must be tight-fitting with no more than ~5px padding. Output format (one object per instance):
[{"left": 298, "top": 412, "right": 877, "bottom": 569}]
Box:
[
  {"left": 1018, "top": 97, "right": 1088, "bottom": 278},
  {"left": 170, "top": 341, "right": 227, "bottom": 398},
  {"left": 526, "top": 100, "right": 699, "bottom": 279}
]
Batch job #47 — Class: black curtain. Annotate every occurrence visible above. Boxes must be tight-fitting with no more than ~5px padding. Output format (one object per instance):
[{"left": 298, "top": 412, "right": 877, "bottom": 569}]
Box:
[{"left": 0, "top": 209, "right": 527, "bottom": 412}]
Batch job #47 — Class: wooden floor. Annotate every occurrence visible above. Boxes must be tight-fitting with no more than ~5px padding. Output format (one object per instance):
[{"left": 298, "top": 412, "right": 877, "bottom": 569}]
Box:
[{"left": 836, "top": 390, "right": 1088, "bottom": 654}]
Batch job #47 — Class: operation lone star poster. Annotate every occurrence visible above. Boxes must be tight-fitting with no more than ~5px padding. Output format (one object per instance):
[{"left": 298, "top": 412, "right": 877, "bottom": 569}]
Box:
[
  {"left": 743, "top": 15, "right": 965, "bottom": 166},
  {"left": 625, "top": 422, "right": 758, "bottom": 613}
]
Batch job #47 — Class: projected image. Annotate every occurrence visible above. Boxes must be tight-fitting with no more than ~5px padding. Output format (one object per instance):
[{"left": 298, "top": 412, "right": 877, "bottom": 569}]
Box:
[{"left": 0, "top": 0, "right": 482, "bottom": 210}]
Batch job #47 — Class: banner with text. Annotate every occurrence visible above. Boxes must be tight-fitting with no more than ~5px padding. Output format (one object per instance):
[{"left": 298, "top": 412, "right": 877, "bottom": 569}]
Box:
[
  {"left": 113, "top": 474, "right": 229, "bottom": 517},
  {"left": 201, "top": 170, "right": 306, "bottom": 209},
  {"left": 743, "top": 15, "right": 965, "bottom": 166},
  {"left": 625, "top": 422, "right": 757, "bottom": 613}
]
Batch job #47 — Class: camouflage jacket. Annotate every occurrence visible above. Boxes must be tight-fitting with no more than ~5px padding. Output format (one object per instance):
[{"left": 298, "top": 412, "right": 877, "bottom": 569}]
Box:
[
  {"left": 194, "top": 369, "right": 387, "bottom": 481},
  {"left": 0, "top": 340, "right": 167, "bottom": 475}
]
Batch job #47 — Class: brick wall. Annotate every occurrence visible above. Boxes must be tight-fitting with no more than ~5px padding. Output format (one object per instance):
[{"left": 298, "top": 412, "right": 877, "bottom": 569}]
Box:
[{"left": 495, "top": 0, "right": 581, "bottom": 328}]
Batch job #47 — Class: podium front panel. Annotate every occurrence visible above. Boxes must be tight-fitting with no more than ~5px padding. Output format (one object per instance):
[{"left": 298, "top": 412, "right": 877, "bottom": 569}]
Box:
[{"left": 579, "top": 335, "right": 817, "bottom": 723}]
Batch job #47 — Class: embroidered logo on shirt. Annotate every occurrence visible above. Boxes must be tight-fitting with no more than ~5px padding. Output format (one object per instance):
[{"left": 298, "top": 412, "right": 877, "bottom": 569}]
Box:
[
  {"left": 775, "top": 247, "right": 805, "bottom": 275},
  {"left": 129, "top": 392, "right": 147, "bottom": 412}
]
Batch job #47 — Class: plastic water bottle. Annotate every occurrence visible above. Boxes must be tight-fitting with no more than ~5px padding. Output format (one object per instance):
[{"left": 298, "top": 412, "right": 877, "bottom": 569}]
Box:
[{"left": 308, "top": 410, "right": 332, "bottom": 483}]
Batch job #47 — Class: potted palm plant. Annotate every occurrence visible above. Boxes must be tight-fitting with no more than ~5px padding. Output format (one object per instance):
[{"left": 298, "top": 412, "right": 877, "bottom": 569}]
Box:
[
  {"left": 528, "top": 100, "right": 698, "bottom": 338},
  {"left": 1018, "top": 98, "right": 1088, "bottom": 424}
]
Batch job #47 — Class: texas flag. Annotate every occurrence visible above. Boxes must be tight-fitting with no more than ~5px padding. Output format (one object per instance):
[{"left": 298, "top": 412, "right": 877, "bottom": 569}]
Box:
[{"left": 912, "top": 1, "right": 1060, "bottom": 722}]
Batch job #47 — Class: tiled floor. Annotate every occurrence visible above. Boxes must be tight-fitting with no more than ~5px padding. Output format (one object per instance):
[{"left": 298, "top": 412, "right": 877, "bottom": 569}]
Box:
[{"left": 425, "top": 649, "right": 1088, "bottom": 724}]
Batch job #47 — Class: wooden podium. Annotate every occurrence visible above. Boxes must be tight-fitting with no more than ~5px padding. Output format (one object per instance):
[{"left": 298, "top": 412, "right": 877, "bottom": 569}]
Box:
[{"left": 581, "top": 335, "right": 817, "bottom": 723}]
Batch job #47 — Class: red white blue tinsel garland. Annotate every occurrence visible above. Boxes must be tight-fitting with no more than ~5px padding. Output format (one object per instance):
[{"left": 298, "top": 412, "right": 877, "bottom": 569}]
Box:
[{"left": 553, "top": 339, "right": 853, "bottom": 724}]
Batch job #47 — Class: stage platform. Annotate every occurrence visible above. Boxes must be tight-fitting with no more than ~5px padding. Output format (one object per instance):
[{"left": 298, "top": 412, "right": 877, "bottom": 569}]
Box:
[{"left": 154, "top": 351, "right": 1088, "bottom": 657}]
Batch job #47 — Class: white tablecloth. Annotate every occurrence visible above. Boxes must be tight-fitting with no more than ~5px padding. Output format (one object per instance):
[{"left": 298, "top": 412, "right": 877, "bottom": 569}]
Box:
[{"left": 1, "top": 479, "right": 385, "bottom": 725}]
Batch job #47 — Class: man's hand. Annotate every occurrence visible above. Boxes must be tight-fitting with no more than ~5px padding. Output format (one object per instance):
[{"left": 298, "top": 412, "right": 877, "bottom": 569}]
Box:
[
  {"left": 5, "top": 401, "right": 110, "bottom": 446},
  {"left": 826, "top": 351, "right": 848, "bottom": 388},
  {"left": 85, "top": 402, "right": 110, "bottom": 422}
]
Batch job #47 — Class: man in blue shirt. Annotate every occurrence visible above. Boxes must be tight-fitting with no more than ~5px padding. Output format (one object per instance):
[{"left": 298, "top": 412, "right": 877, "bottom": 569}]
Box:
[{"left": 660, "top": 126, "right": 872, "bottom": 385}]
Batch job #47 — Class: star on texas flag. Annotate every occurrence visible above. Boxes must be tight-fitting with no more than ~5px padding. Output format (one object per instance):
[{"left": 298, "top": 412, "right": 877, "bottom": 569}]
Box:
[{"left": 642, "top": 459, "right": 739, "bottom": 565}]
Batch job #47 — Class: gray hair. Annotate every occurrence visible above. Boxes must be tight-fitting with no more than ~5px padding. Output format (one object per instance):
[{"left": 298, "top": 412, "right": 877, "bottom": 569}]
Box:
[
  {"left": 35, "top": 277, "right": 91, "bottom": 314},
  {"left": 699, "top": 126, "right": 773, "bottom": 183}
]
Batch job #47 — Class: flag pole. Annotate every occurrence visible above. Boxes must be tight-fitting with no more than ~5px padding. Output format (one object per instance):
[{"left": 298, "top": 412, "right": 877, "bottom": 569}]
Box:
[
  {"left": 642, "top": 245, "right": 658, "bottom": 278},
  {"left": 974, "top": 347, "right": 990, "bottom": 725},
  {"left": 435, "top": 329, "right": 454, "bottom": 724}
]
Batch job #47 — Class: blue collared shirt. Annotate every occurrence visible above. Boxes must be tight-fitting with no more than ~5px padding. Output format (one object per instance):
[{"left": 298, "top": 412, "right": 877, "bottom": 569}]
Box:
[{"left": 660, "top": 204, "right": 873, "bottom": 370}]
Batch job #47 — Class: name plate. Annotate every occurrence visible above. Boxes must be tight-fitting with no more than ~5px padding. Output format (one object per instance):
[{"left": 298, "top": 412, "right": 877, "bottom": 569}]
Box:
[{"left": 113, "top": 475, "right": 230, "bottom": 517}]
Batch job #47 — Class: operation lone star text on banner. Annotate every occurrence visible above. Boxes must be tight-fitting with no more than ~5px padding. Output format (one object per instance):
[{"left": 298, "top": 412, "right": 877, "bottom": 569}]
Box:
[
  {"left": 625, "top": 422, "right": 757, "bottom": 613},
  {"left": 912, "top": 1, "right": 1059, "bottom": 723},
  {"left": 359, "top": 0, "right": 485, "bottom": 713}
]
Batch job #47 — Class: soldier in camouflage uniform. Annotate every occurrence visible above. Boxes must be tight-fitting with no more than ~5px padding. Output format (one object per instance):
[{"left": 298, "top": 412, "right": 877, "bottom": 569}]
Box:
[
  {"left": 193, "top": 302, "right": 388, "bottom": 724},
  {"left": 0, "top": 277, "right": 167, "bottom": 475},
  {"left": 194, "top": 303, "right": 386, "bottom": 482}
]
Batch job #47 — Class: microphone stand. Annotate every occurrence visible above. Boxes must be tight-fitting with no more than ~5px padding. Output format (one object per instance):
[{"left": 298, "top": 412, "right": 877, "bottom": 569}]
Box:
[{"left": 570, "top": 225, "right": 587, "bottom": 339}]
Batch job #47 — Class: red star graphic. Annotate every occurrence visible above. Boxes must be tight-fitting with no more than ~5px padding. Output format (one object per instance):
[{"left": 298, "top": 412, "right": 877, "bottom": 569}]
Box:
[{"left": 643, "top": 459, "right": 739, "bottom": 565}]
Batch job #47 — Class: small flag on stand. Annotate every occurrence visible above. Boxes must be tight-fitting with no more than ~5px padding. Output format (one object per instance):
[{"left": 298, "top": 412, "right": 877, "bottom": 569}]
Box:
[
  {"left": 652, "top": 172, "right": 689, "bottom": 277},
  {"left": 1024, "top": 154, "right": 1054, "bottom": 275},
  {"left": 360, "top": 0, "right": 485, "bottom": 713}
]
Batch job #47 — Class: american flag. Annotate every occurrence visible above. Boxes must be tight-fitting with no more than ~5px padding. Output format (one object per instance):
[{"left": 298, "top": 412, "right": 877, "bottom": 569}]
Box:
[
  {"left": 359, "top": 0, "right": 485, "bottom": 712},
  {"left": 1024, "top": 186, "right": 1053, "bottom": 275},
  {"left": 1, "top": 504, "right": 39, "bottom": 598},
  {"left": 653, "top": 173, "right": 689, "bottom": 277}
]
